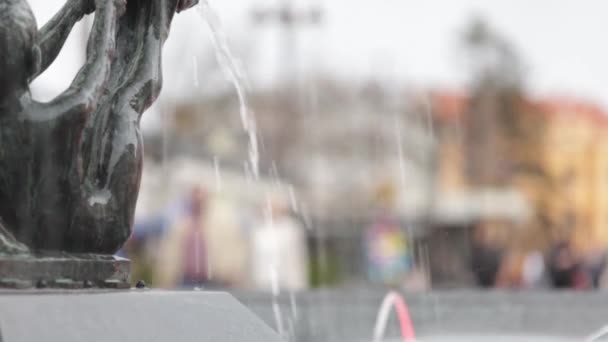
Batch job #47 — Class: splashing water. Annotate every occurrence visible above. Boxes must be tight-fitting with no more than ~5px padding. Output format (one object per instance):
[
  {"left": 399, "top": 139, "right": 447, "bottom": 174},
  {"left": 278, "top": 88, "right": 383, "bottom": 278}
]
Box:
[
  {"left": 197, "top": 1, "right": 259, "bottom": 178},
  {"left": 192, "top": 56, "right": 200, "bottom": 88},
  {"left": 272, "top": 298, "right": 286, "bottom": 337},
  {"left": 213, "top": 156, "right": 222, "bottom": 192},
  {"left": 288, "top": 185, "right": 299, "bottom": 213},
  {"left": 420, "top": 92, "right": 435, "bottom": 143},
  {"left": 394, "top": 113, "right": 408, "bottom": 192},
  {"left": 372, "top": 291, "right": 417, "bottom": 342},
  {"left": 289, "top": 291, "right": 298, "bottom": 319},
  {"left": 585, "top": 325, "right": 608, "bottom": 342}
]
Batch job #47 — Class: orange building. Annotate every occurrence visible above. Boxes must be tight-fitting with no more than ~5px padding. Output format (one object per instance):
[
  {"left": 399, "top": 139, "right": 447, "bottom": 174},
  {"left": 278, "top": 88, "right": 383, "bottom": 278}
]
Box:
[
  {"left": 534, "top": 99, "right": 608, "bottom": 252},
  {"left": 432, "top": 91, "right": 608, "bottom": 254}
]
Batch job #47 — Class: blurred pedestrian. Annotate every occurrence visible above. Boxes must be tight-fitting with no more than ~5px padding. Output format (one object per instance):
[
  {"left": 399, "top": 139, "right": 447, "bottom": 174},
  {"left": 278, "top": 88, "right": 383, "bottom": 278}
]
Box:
[
  {"left": 365, "top": 181, "right": 412, "bottom": 286},
  {"left": 180, "top": 187, "right": 209, "bottom": 286},
  {"left": 521, "top": 250, "right": 546, "bottom": 288},
  {"left": 547, "top": 241, "right": 588, "bottom": 289},
  {"left": 582, "top": 245, "right": 608, "bottom": 289},
  {"left": 156, "top": 187, "right": 216, "bottom": 288},
  {"left": 496, "top": 249, "right": 545, "bottom": 289},
  {"left": 250, "top": 197, "right": 309, "bottom": 291},
  {"left": 470, "top": 223, "right": 502, "bottom": 288},
  {"left": 365, "top": 214, "right": 412, "bottom": 286}
]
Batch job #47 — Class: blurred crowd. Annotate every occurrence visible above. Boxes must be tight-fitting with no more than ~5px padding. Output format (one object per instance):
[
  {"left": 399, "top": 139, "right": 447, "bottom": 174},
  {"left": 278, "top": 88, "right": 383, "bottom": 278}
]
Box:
[
  {"left": 471, "top": 223, "right": 608, "bottom": 290},
  {"left": 122, "top": 181, "right": 427, "bottom": 291},
  {"left": 122, "top": 186, "right": 310, "bottom": 290},
  {"left": 125, "top": 180, "right": 608, "bottom": 291}
]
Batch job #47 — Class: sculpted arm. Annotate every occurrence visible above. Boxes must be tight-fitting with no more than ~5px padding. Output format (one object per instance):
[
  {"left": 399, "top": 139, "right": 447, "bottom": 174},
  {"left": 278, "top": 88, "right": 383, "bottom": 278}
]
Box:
[
  {"left": 32, "top": 0, "right": 94, "bottom": 80},
  {"left": 46, "top": 0, "right": 124, "bottom": 115}
]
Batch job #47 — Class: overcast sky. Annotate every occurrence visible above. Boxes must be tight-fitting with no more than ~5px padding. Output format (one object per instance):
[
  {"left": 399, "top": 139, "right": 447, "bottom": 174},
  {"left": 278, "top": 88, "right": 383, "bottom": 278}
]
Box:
[{"left": 28, "top": 0, "right": 608, "bottom": 130}]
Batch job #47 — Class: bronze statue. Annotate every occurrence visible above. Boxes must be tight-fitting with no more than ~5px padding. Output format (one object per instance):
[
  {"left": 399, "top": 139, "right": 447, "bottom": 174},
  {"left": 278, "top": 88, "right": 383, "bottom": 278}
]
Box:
[{"left": 0, "top": 0, "right": 198, "bottom": 256}]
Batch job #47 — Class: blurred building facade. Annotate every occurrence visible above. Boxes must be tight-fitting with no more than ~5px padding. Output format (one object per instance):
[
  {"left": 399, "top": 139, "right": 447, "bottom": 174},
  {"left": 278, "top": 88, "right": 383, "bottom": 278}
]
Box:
[
  {"left": 433, "top": 91, "right": 608, "bottom": 259},
  {"left": 136, "top": 75, "right": 608, "bottom": 289}
]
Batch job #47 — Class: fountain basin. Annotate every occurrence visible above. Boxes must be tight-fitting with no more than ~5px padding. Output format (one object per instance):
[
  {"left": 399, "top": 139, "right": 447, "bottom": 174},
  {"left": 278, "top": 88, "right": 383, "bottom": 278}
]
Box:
[
  {"left": 233, "top": 289, "right": 608, "bottom": 341},
  {"left": 0, "top": 291, "right": 282, "bottom": 342}
]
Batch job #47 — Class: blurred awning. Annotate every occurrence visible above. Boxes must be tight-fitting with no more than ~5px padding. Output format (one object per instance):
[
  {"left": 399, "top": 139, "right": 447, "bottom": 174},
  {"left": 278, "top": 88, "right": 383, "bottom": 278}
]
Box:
[{"left": 432, "top": 188, "right": 531, "bottom": 225}]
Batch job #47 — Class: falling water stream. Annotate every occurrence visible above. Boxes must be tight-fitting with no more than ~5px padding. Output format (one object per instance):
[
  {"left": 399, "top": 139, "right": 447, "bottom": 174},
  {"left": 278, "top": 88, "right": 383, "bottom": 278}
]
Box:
[
  {"left": 197, "top": 0, "right": 259, "bottom": 179},
  {"left": 191, "top": 3, "right": 569, "bottom": 342},
  {"left": 194, "top": 3, "right": 442, "bottom": 342},
  {"left": 196, "top": 3, "right": 293, "bottom": 338}
]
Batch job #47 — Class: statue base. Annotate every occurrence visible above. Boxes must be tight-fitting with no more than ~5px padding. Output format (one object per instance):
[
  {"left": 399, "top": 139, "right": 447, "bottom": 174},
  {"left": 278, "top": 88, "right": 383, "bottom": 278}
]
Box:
[{"left": 0, "top": 253, "right": 130, "bottom": 289}]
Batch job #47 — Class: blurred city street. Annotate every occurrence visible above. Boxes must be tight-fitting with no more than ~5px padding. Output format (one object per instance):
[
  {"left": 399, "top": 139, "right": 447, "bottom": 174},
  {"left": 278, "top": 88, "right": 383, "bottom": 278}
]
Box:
[{"left": 18, "top": 0, "right": 608, "bottom": 340}]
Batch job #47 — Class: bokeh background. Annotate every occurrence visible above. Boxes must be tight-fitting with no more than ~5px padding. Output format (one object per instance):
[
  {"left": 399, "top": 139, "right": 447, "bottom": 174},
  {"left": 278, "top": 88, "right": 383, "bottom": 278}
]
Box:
[{"left": 28, "top": 0, "right": 608, "bottom": 291}]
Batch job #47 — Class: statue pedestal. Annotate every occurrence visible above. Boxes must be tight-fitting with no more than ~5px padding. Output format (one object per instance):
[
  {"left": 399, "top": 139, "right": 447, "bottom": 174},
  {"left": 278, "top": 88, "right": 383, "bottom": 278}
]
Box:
[
  {"left": 0, "top": 253, "right": 129, "bottom": 289},
  {"left": 0, "top": 291, "right": 282, "bottom": 342}
]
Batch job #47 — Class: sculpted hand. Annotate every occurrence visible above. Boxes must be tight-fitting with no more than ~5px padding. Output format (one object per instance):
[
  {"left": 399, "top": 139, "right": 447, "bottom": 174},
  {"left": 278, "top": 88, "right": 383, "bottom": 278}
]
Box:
[
  {"left": 72, "top": 0, "right": 95, "bottom": 15},
  {"left": 177, "top": 0, "right": 199, "bottom": 13}
]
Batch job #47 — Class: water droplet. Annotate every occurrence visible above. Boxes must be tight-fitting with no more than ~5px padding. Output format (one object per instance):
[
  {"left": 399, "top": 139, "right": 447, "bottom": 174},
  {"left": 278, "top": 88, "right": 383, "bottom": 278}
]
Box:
[
  {"left": 214, "top": 156, "right": 222, "bottom": 192},
  {"left": 192, "top": 56, "right": 199, "bottom": 88}
]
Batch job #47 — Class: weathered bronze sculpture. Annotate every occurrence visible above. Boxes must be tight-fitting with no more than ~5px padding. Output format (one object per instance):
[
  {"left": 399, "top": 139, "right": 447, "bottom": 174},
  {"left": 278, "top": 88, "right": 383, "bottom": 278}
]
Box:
[{"left": 0, "top": 0, "right": 197, "bottom": 285}]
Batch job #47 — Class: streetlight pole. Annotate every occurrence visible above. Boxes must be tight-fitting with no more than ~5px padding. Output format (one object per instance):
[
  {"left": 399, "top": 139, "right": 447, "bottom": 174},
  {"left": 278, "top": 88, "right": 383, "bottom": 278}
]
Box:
[
  {"left": 251, "top": 0, "right": 323, "bottom": 85},
  {"left": 251, "top": 1, "right": 324, "bottom": 174}
]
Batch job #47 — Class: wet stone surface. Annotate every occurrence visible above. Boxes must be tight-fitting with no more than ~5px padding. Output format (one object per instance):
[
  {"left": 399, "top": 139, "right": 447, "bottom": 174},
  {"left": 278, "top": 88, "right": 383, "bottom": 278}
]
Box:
[
  {"left": 0, "top": 253, "right": 130, "bottom": 289},
  {"left": 233, "top": 289, "right": 608, "bottom": 341},
  {"left": 0, "top": 291, "right": 282, "bottom": 342}
]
